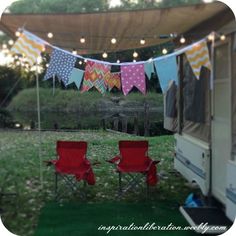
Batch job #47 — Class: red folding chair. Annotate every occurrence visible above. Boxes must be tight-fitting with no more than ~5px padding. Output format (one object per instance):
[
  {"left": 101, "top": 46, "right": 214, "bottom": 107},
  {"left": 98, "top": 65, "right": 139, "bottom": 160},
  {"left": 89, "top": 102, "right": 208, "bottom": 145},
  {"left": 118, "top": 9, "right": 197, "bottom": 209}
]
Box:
[
  {"left": 47, "top": 141, "right": 95, "bottom": 200},
  {"left": 107, "top": 140, "right": 160, "bottom": 196}
]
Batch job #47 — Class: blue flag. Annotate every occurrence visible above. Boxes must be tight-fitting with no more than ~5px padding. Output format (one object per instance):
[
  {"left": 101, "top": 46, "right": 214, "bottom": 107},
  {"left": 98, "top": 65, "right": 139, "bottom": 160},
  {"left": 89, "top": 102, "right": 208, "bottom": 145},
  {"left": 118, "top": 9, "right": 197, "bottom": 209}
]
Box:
[
  {"left": 154, "top": 56, "right": 178, "bottom": 93},
  {"left": 67, "top": 68, "right": 84, "bottom": 89},
  {"left": 44, "top": 49, "right": 77, "bottom": 85},
  {"left": 144, "top": 61, "right": 154, "bottom": 80}
]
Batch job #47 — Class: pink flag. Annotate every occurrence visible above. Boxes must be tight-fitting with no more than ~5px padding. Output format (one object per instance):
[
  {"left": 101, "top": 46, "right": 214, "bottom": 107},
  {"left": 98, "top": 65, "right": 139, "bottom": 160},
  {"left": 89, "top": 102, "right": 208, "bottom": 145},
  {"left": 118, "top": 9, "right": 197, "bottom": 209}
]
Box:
[{"left": 121, "top": 64, "right": 146, "bottom": 96}]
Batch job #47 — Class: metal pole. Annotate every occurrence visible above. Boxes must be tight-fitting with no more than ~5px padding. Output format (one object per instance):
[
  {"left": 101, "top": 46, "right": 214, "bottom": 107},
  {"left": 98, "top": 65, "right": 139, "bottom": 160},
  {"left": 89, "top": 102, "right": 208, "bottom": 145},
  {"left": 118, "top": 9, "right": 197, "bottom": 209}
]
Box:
[{"left": 36, "top": 64, "right": 43, "bottom": 186}]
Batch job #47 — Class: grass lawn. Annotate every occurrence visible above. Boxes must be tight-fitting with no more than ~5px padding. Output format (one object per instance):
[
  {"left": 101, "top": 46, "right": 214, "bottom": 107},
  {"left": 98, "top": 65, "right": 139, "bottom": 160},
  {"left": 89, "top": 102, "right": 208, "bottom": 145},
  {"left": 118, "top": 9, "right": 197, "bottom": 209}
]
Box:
[{"left": 0, "top": 130, "right": 192, "bottom": 236}]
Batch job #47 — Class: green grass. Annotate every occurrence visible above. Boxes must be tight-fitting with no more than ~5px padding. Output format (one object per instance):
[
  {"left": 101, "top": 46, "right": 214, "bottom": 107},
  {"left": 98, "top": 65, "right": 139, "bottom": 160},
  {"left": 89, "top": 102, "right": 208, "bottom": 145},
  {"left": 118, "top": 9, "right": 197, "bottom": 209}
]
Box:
[
  {"left": 0, "top": 130, "right": 191, "bottom": 236},
  {"left": 35, "top": 202, "right": 197, "bottom": 236}
]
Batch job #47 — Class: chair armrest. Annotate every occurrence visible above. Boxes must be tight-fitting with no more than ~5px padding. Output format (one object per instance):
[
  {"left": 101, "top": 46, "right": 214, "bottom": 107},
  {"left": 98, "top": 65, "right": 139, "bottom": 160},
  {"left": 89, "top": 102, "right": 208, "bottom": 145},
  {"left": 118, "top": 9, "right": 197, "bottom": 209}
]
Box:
[{"left": 106, "top": 155, "right": 120, "bottom": 164}]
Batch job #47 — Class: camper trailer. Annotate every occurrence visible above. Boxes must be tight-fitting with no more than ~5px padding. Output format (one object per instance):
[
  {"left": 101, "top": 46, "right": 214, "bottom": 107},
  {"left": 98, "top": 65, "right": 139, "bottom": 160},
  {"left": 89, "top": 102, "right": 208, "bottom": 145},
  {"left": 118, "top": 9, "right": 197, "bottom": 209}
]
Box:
[{"left": 166, "top": 14, "right": 236, "bottom": 233}]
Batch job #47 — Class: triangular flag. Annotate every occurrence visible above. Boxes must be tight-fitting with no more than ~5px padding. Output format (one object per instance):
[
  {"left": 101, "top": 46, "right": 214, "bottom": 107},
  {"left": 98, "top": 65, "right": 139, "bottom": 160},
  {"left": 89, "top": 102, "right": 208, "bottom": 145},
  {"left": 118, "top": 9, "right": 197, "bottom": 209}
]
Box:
[
  {"left": 44, "top": 49, "right": 77, "bottom": 85},
  {"left": 144, "top": 61, "right": 154, "bottom": 80},
  {"left": 185, "top": 40, "right": 211, "bottom": 80},
  {"left": 154, "top": 55, "right": 178, "bottom": 93},
  {"left": 81, "top": 61, "right": 111, "bottom": 94},
  {"left": 67, "top": 68, "right": 84, "bottom": 89},
  {"left": 104, "top": 72, "right": 121, "bottom": 91},
  {"left": 11, "top": 31, "right": 45, "bottom": 66},
  {"left": 121, "top": 64, "right": 146, "bottom": 96}
]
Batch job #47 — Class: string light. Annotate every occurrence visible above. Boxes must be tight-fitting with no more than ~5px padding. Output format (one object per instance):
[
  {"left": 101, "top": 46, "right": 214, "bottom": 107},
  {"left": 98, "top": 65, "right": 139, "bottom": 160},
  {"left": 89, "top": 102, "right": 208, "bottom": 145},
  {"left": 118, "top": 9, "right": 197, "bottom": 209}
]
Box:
[
  {"left": 84, "top": 59, "right": 88, "bottom": 63},
  {"left": 80, "top": 36, "right": 86, "bottom": 44},
  {"left": 180, "top": 35, "right": 186, "bottom": 44},
  {"left": 220, "top": 34, "right": 226, "bottom": 41},
  {"left": 133, "top": 59, "right": 136, "bottom": 62},
  {"left": 8, "top": 39, "right": 14, "bottom": 45},
  {"left": 116, "top": 59, "right": 120, "bottom": 63},
  {"left": 78, "top": 60, "right": 83, "bottom": 65},
  {"left": 2, "top": 44, "right": 7, "bottom": 49},
  {"left": 72, "top": 49, "right": 77, "bottom": 55},
  {"left": 47, "top": 32, "right": 53, "bottom": 38},
  {"left": 162, "top": 48, "right": 168, "bottom": 54},
  {"left": 102, "top": 52, "right": 108, "bottom": 58},
  {"left": 15, "top": 31, "right": 21, "bottom": 37},
  {"left": 208, "top": 33, "right": 215, "bottom": 41},
  {"left": 111, "top": 38, "right": 117, "bottom": 44},
  {"left": 133, "top": 51, "right": 138, "bottom": 58},
  {"left": 140, "top": 38, "right": 146, "bottom": 45},
  {"left": 46, "top": 63, "right": 49, "bottom": 68}
]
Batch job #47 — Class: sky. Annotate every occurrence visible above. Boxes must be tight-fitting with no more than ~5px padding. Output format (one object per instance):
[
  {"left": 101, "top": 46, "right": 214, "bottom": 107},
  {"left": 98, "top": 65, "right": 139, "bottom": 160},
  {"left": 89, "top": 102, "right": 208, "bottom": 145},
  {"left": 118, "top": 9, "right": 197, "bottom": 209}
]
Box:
[{"left": 109, "top": 0, "right": 122, "bottom": 7}]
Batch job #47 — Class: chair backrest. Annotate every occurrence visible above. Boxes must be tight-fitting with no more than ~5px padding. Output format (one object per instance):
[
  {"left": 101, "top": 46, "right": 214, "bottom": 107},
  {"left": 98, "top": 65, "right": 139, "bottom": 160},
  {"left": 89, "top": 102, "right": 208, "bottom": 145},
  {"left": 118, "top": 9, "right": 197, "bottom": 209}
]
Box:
[
  {"left": 118, "top": 140, "right": 148, "bottom": 167},
  {"left": 56, "top": 141, "right": 87, "bottom": 168}
]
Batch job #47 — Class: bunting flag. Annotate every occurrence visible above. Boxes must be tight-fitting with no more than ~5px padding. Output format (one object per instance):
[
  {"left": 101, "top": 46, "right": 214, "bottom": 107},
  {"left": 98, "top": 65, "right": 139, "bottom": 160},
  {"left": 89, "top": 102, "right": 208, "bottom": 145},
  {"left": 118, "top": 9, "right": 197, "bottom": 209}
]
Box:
[
  {"left": 121, "top": 64, "right": 146, "bottom": 96},
  {"left": 144, "top": 61, "right": 155, "bottom": 80},
  {"left": 11, "top": 31, "right": 45, "bottom": 66},
  {"left": 104, "top": 72, "right": 121, "bottom": 91},
  {"left": 81, "top": 61, "right": 111, "bottom": 94},
  {"left": 67, "top": 68, "right": 84, "bottom": 89},
  {"left": 185, "top": 40, "right": 211, "bottom": 80},
  {"left": 44, "top": 49, "right": 77, "bottom": 85},
  {"left": 154, "top": 55, "right": 178, "bottom": 93}
]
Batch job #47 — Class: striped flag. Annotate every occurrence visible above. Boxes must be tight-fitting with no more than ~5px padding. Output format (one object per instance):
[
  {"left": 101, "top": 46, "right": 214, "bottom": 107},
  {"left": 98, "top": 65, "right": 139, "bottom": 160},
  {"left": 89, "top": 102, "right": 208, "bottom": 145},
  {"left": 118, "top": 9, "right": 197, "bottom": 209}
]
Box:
[
  {"left": 185, "top": 40, "right": 211, "bottom": 80},
  {"left": 11, "top": 31, "right": 45, "bottom": 66}
]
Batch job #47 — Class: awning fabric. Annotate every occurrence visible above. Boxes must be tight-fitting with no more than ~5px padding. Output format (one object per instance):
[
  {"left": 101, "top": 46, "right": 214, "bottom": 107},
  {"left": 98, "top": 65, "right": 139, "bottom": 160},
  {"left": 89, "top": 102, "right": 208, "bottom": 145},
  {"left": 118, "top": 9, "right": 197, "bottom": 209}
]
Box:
[{"left": 0, "top": 2, "right": 230, "bottom": 54}]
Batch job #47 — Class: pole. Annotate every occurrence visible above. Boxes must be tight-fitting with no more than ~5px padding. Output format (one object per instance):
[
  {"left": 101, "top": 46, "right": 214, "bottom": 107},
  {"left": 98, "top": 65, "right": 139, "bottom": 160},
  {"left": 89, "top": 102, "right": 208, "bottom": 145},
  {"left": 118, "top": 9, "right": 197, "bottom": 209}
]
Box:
[{"left": 36, "top": 64, "right": 43, "bottom": 187}]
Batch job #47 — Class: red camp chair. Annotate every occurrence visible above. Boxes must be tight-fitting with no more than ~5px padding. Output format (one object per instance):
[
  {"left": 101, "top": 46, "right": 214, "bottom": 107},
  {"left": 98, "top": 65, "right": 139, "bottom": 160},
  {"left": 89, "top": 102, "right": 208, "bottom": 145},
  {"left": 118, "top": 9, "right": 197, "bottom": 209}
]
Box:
[
  {"left": 47, "top": 141, "right": 95, "bottom": 200},
  {"left": 107, "top": 140, "right": 160, "bottom": 196}
]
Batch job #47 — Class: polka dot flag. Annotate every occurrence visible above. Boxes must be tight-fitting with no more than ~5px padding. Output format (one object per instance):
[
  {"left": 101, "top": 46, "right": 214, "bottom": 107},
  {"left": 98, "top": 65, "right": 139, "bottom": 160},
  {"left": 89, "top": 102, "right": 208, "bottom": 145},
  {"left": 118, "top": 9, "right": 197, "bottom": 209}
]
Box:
[
  {"left": 121, "top": 64, "right": 146, "bottom": 96},
  {"left": 44, "top": 49, "right": 77, "bottom": 85}
]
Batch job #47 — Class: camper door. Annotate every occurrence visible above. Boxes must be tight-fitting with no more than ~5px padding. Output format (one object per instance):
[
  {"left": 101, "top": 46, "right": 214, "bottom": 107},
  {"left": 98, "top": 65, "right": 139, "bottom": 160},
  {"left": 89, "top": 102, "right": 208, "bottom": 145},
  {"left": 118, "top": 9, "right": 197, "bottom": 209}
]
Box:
[{"left": 212, "top": 38, "right": 232, "bottom": 204}]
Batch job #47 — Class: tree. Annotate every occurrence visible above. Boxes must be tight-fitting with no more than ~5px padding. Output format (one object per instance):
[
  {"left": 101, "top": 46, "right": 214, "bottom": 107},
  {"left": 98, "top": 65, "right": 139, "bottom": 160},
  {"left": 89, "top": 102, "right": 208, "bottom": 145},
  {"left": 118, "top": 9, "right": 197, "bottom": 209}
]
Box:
[
  {"left": 9, "top": 0, "right": 204, "bottom": 13},
  {"left": 9, "top": 0, "right": 109, "bottom": 14}
]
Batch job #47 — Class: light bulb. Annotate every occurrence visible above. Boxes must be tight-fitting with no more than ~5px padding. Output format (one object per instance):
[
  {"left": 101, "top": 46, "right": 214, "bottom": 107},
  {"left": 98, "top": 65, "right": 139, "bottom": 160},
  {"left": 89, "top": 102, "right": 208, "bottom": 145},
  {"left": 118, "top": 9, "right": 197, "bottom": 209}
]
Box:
[
  {"left": 2, "top": 44, "right": 7, "bottom": 49},
  {"left": 116, "top": 59, "right": 120, "bottom": 63},
  {"left": 102, "top": 52, "right": 108, "bottom": 58},
  {"left": 208, "top": 33, "right": 215, "bottom": 41},
  {"left": 79, "top": 60, "right": 83, "bottom": 65},
  {"left": 180, "top": 36, "right": 186, "bottom": 44},
  {"left": 47, "top": 32, "right": 53, "bottom": 38},
  {"left": 140, "top": 38, "right": 146, "bottom": 45},
  {"left": 15, "top": 31, "right": 21, "bottom": 37},
  {"left": 111, "top": 38, "right": 117, "bottom": 44},
  {"left": 133, "top": 51, "right": 138, "bottom": 58},
  {"left": 72, "top": 49, "right": 77, "bottom": 55},
  {"left": 80, "top": 37, "right": 85, "bottom": 43},
  {"left": 8, "top": 39, "right": 14, "bottom": 45},
  {"left": 162, "top": 48, "right": 168, "bottom": 54},
  {"left": 133, "top": 59, "right": 136, "bottom": 62},
  {"left": 220, "top": 34, "right": 226, "bottom": 41}
]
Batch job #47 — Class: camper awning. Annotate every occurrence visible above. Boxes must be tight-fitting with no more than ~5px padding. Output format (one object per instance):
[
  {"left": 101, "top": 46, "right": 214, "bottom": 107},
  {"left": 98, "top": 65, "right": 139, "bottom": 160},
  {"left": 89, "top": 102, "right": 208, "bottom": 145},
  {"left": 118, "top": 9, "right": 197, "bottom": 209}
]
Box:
[{"left": 0, "top": 2, "right": 231, "bottom": 54}]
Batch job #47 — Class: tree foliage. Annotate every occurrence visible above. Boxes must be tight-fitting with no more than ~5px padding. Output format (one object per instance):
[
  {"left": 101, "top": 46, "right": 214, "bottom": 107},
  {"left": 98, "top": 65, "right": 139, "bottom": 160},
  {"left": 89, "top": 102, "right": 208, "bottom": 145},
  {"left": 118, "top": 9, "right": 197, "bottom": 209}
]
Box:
[
  {"left": 9, "top": 0, "right": 204, "bottom": 14},
  {"left": 9, "top": 0, "right": 109, "bottom": 13}
]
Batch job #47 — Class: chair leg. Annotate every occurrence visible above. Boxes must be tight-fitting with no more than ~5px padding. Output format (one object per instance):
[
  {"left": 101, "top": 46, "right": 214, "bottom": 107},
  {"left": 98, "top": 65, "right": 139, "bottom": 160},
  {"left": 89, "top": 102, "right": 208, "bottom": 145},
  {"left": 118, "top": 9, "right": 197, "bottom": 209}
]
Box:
[
  {"left": 55, "top": 172, "right": 58, "bottom": 200},
  {"left": 119, "top": 172, "right": 122, "bottom": 196}
]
